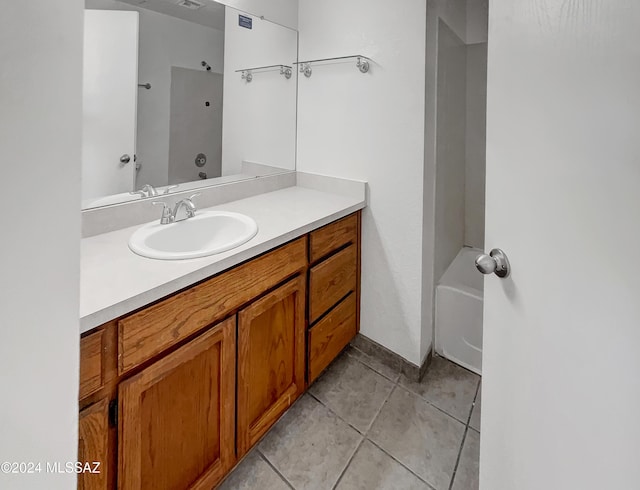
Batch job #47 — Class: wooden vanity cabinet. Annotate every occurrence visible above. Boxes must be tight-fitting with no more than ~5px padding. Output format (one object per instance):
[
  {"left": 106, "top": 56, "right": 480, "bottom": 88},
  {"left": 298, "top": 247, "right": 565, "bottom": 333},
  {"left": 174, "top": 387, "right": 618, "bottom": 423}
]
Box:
[
  {"left": 79, "top": 321, "right": 118, "bottom": 490},
  {"left": 78, "top": 400, "right": 109, "bottom": 490},
  {"left": 307, "top": 213, "right": 361, "bottom": 383},
  {"left": 116, "top": 238, "right": 307, "bottom": 376},
  {"left": 77, "top": 212, "right": 361, "bottom": 489},
  {"left": 237, "top": 276, "right": 306, "bottom": 457},
  {"left": 79, "top": 330, "right": 107, "bottom": 400},
  {"left": 118, "top": 318, "right": 235, "bottom": 490}
]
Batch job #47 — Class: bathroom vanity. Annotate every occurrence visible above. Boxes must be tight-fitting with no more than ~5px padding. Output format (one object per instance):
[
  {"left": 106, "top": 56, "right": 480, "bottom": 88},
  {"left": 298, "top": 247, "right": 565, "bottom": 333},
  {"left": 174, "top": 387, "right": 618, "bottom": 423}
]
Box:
[{"left": 78, "top": 199, "right": 362, "bottom": 489}]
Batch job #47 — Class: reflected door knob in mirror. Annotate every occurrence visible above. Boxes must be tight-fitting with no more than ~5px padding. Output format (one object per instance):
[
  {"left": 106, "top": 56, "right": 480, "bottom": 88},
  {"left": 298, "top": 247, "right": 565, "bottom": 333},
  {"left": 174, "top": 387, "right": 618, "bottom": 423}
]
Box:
[
  {"left": 120, "top": 154, "right": 131, "bottom": 165},
  {"left": 475, "top": 249, "right": 511, "bottom": 278}
]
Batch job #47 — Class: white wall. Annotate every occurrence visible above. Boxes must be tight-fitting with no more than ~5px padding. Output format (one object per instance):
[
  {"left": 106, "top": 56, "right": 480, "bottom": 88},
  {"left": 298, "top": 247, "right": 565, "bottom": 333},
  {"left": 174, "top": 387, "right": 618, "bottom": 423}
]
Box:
[
  {"left": 464, "top": 42, "right": 487, "bottom": 249},
  {"left": 434, "top": 19, "right": 467, "bottom": 283},
  {"left": 466, "top": 0, "right": 489, "bottom": 44},
  {"left": 297, "top": 0, "right": 428, "bottom": 365},
  {"left": 0, "top": 1, "right": 82, "bottom": 488},
  {"left": 422, "top": 0, "right": 468, "bottom": 362},
  {"left": 222, "top": 8, "right": 297, "bottom": 175},
  {"left": 424, "top": 0, "right": 488, "bottom": 360},
  {"left": 214, "top": 0, "right": 298, "bottom": 30},
  {"left": 433, "top": 19, "right": 488, "bottom": 259},
  {"left": 87, "top": 0, "right": 225, "bottom": 188}
]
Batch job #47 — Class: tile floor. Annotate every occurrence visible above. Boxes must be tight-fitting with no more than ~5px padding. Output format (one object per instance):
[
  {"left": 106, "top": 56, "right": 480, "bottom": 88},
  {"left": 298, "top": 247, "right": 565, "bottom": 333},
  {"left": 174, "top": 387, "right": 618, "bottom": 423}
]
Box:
[{"left": 218, "top": 347, "right": 481, "bottom": 490}]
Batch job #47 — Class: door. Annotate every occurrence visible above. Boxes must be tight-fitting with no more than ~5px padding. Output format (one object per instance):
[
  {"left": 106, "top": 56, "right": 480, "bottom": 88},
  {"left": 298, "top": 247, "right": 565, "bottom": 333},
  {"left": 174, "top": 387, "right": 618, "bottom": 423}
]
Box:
[
  {"left": 237, "top": 276, "right": 306, "bottom": 457},
  {"left": 78, "top": 400, "right": 109, "bottom": 490},
  {"left": 82, "top": 10, "right": 138, "bottom": 201},
  {"left": 118, "top": 318, "right": 235, "bottom": 490},
  {"left": 482, "top": 2, "right": 640, "bottom": 489}
]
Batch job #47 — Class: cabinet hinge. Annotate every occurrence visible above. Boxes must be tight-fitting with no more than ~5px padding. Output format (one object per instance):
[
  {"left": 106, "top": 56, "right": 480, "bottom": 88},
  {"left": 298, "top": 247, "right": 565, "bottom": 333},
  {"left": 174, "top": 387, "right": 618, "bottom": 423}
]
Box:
[{"left": 108, "top": 399, "right": 118, "bottom": 428}]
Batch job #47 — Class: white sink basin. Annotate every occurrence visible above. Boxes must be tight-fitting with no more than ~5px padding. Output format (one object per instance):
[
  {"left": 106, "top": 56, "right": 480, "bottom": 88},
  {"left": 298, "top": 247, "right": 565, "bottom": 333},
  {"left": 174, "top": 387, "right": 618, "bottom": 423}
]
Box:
[{"left": 128, "top": 211, "right": 258, "bottom": 260}]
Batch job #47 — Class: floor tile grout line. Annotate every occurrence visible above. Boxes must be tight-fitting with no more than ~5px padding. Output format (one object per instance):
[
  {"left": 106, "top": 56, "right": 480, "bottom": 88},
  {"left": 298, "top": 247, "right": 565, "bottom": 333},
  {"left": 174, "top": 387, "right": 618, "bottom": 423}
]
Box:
[
  {"left": 352, "top": 349, "right": 481, "bottom": 432},
  {"left": 393, "top": 383, "right": 472, "bottom": 427},
  {"left": 345, "top": 346, "right": 402, "bottom": 383},
  {"left": 362, "top": 379, "right": 400, "bottom": 437},
  {"left": 365, "top": 437, "right": 436, "bottom": 490},
  {"left": 302, "top": 389, "right": 376, "bottom": 489},
  {"left": 344, "top": 349, "right": 402, "bottom": 386},
  {"left": 256, "top": 448, "right": 297, "bottom": 490},
  {"left": 362, "top": 383, "right": 438, "bottom": 488},
  {"left": 349, "top": 346, "right": 481, "bottom": 414},
  {"left": 448, "top": 426, "right": 470, "bottom": 490},
  {"left": 468, "top": 380, "right": 481, "bottom": 425},
  {"left": 448, "top": 380, "right": 481, "bottom": 490},
  {"left": 329, "top": 435, "right": 367, "bottom": 490},
  {"left": 331, "top": 380, "right": 401, "bottom": 490},
  {"left": 467, "top": 379, "right": 481, "bottom": 432},
  {"left": 306, "top": 391, "right": 365, "bottom": 435},
  {"left": 308, "top": 350, "right": 400, "bottom": 435},
  {"left": 309, "top": 364, "right": 401, "bottom": 490}
]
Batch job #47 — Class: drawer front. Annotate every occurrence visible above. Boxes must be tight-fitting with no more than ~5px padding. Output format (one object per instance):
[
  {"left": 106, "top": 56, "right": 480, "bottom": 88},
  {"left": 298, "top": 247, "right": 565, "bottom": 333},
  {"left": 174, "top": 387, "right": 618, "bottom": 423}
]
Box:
[
  {"left": 79, "top": 330, "right": 105, "bottom": 400},
  {"left": 309, "top": 244, "right": 357, "bottom": 324},
  {"left": 118, "top": 237, "right": 307, "bottom": 374},
  {"left": 308, "top": 293, "right": 357, "bottom": 383},
  {"left": 309, "top": 214, "right": 358, "bottom": 263}
]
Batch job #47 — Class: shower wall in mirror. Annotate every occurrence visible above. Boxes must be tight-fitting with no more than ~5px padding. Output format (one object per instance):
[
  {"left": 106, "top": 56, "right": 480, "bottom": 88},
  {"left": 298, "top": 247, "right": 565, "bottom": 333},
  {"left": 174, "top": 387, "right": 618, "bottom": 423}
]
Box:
[{"left": 82, "top": 0, "right": 297, "bottom": 209}]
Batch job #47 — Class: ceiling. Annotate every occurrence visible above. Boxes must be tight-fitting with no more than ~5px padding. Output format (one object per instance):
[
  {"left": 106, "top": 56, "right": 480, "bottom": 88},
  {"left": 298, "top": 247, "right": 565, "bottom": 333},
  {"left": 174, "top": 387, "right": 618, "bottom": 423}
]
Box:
[{"left": 118, "top": 0, "right": 226, "bottom": 30}]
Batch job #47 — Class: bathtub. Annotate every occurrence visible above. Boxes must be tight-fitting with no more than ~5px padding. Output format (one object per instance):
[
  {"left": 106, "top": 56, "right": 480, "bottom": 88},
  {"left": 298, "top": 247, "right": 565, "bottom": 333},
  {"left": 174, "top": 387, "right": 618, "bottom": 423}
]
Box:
[{"left": 435, "top": 247, "right": 484, "bottom": 375}]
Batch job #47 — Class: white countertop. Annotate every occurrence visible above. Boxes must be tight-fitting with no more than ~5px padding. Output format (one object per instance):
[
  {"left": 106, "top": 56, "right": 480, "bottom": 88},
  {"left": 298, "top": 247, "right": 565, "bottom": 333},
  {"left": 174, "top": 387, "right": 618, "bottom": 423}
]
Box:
[{"left": 80, "top": 185, "right": 365, "bottom": 333}]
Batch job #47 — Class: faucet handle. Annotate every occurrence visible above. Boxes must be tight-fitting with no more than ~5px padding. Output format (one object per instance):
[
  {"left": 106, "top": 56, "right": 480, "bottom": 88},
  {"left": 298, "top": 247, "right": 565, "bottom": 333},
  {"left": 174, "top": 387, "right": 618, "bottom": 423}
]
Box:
[
  {"left": 187, "top": 193, "right": 201, "bottom": 217},
  {"left": 152, "top": 201, "right": 173, "bottom": 224},
  {"left": 142, "top": 184, "right": 159, "bottom": 197},
  {"left": 163, "top": 185, "right": 179, "bottom": 195}
]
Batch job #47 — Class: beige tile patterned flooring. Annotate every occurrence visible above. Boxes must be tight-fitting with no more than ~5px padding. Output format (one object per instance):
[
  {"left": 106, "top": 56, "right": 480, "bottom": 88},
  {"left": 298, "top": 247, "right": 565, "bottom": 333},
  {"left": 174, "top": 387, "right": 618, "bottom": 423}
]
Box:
[{"left": 218, "top": 348, "right": 481, "bottom": 490}]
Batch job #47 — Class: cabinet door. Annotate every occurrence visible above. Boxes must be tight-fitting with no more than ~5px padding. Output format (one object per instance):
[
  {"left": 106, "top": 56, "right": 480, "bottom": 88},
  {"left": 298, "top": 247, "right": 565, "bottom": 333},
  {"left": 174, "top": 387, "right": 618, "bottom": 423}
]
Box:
[
  {"left": 118, "top": 318, "right": 235, "bottom": 490},
  {"left": 78, "top": 400, "right": 109, "bottom": 490},
  {"left": 237, "top": 276, "right": 306, "bottom": 456}
]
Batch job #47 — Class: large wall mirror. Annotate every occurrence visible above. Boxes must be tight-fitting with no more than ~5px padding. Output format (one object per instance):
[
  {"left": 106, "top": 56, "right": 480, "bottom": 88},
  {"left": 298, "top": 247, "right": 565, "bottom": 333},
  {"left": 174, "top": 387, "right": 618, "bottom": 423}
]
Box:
[{"left": 82, "top": 0, "right": 297, "bottom": 209}]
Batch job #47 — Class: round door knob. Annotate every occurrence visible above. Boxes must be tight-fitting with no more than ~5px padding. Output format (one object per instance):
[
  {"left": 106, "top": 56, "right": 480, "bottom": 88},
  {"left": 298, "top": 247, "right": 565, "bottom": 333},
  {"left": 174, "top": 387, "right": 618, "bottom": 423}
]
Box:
[
  {"left": 475, "top": 248, "right": 511, "bottom": 278},
  {"left": 120, "top": 154, "right": 131, "bottom": 165}
]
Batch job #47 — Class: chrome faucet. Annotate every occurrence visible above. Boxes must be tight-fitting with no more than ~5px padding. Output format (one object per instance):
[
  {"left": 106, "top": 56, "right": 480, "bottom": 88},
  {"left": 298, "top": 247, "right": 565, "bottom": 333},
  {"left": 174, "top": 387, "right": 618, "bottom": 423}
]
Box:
[
  {"left": 131, "top": 184, "right": 159, "bottom": 198},
  {"left": 131, "top": 184, "right": 179, "bottom": 198},
  {"left": 152, "top": 194, "right": 200, "bottom": 225},
  {"left": 172, "top": 195, "right": 198, "bottom": 222}
]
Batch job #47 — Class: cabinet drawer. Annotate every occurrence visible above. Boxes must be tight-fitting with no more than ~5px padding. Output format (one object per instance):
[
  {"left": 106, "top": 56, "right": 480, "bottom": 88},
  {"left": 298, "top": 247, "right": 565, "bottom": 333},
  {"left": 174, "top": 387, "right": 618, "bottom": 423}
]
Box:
[
  {"left": 308, "top": 293, "right": 357, "bottom": 383},
  {"left": 79, "top": 330, "right": 105, "bottom": 400},
  {"left": 118, "top": 237, "right": 307, "bottom": 374},
  {"left": 309, "top": 214, "right": 357, "bottom": 263},
  {"left": 309, "top": 244, "right": 357, "bottom": 324}
]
